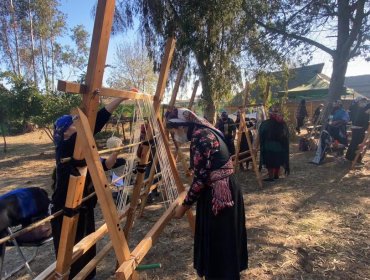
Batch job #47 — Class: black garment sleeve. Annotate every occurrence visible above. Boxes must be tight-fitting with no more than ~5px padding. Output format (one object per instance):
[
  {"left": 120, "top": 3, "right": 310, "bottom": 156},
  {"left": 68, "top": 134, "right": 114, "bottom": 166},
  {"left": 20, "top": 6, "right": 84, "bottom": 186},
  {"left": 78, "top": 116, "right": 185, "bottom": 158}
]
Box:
[
  {"left": 101, "top": 157, "right": 126, "bottom": 171},
  {"left": 94, "top": 107, "right": 112, "bottom": 134}
]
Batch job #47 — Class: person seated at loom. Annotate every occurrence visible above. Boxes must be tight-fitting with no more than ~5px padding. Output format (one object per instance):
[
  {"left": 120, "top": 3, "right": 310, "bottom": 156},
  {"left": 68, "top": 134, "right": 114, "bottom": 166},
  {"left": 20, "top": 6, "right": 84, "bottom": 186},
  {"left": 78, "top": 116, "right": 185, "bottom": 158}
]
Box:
[
  {"left": 326, "top": 100, "right": 350, "bottom": 149},
  {"left": 50, "top": 97, "right": 127, "bottom": 280}
]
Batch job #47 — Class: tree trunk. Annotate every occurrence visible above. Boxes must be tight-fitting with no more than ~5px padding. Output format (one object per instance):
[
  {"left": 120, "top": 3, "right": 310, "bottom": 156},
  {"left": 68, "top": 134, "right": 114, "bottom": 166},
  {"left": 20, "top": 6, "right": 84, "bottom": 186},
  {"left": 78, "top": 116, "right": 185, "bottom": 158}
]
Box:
[
  {"left": 322, "top": 0, "right": 351, "bottom": 123},
  {"left": 9, "top": 0, "right": 21, "bottom": 76},
  {"left": 51, "top": 35, "right": 55, "bottom": 91},
  {"left": 39, "top": 38, "right": 49, "bottom": 91},
  {"left": 0, "top": 19, "right": 17, "bottom": 74},
  {"left": 168, "top": 62, "right": 186, "bottom": 109},
  {"left": 28, "top": 0, "right": 38, "bottom": 86},
  {"left": 200, "top": 75, "right": 216, "bottom": 123},
  {"left": 1, "top": 123, "right": 7, "bottom": 153}
]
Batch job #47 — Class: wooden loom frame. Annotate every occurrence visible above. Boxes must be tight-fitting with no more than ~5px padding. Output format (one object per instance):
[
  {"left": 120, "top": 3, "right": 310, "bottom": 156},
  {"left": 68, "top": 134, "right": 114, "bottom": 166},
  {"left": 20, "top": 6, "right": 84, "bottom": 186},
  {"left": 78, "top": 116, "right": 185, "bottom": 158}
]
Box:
[
  {"left": 351, "top": 122, "right": 370, "bottom": 169},
  {"left": 234, "top": 82, "right": 263, "bottom": 188},
  {"left": 42, "top": 1, "right": 195, "bottom": 279}
]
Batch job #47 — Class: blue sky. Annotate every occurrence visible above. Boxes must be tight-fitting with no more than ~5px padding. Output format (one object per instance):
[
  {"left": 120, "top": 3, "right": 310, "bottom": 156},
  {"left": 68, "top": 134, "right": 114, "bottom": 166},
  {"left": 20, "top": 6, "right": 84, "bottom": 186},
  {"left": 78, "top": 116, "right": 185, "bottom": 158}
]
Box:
[{"left": 60, "top": 1, "right": 370, "bottom": 89}]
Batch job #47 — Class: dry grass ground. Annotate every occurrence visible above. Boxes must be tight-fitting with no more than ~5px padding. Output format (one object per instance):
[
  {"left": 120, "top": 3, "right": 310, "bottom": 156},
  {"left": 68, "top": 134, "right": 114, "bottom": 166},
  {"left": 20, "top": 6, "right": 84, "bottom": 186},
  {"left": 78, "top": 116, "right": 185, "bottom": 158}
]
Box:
[{"left": 0, "top": 130, "right": 369, "bottom": 280}]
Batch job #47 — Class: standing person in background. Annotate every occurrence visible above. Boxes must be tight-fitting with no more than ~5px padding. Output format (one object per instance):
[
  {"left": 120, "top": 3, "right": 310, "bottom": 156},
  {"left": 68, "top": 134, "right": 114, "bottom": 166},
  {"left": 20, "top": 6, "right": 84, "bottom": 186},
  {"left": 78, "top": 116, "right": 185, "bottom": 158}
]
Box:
[
  {"left": 312, "top": 103, "right": 324, "bottom": 125},
  {"left": 215, "top": 111, "right": 236, "bottom": 155},
  {"left": 254, "top": 105, "right": 290, "bottom": 182},
  {"left": 51, "top": 97, "right": 127, "bottom": 280},
  {"left": 295, "top": 99, "right": 308, "bottom": 134},
  {"left": 346, "top": 98, "right": 370, "bottom": 162},
  {"left": 166, "top": 108, "right": 248, "bottom": 280}
]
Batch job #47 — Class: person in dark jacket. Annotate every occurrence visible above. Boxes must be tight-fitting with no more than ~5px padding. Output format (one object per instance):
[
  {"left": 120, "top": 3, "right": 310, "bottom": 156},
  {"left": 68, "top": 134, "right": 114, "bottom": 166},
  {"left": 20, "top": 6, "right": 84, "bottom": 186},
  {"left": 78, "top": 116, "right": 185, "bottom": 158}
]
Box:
[
  {"left": 51, "top": 97, "right": 127, "bottom": 280},
  {"left": 295, "top": 99, "right": 308, "bottom": 134},
  {"left": 312, "top": 103, "right": 324, "bottom": 125},
  {"left": 255, "top": 105, "right": 290, "bottom": 181},
  {"left": 346, "top": 98, "right": 370, "bottom": 162},
  {"left": 215, "top": 111, "right": 236, "bottom": 155}
]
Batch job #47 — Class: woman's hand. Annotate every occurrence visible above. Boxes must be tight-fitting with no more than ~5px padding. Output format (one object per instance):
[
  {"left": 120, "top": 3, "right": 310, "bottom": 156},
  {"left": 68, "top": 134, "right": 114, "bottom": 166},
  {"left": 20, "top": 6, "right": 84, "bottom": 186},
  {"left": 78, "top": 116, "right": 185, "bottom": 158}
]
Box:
[{"left": 174, "top": 204, "right": 190, "bottom": 219}]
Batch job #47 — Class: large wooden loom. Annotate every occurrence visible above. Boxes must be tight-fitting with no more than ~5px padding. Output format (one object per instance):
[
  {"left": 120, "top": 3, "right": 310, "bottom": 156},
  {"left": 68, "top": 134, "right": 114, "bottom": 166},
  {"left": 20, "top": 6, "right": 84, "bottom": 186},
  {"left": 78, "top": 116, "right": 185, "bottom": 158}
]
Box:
[
  {"left": 234, "top": 83, "right": 263, "bottom": 188},
  {"left": 39, "top": 1, "right": 195, "bottom": 279}
]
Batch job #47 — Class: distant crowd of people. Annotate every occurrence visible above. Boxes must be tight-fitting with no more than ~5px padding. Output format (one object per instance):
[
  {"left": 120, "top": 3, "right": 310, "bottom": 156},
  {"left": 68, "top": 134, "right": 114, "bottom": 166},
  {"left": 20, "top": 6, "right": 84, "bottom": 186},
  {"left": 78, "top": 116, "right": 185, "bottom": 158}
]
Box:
[{"left": 296, "top": 97, "right": 370, "bottom": 164}]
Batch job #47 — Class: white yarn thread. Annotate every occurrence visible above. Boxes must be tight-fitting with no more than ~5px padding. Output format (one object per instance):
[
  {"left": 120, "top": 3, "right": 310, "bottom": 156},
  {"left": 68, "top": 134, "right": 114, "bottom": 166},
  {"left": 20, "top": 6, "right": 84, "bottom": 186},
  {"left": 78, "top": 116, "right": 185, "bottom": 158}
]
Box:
[{"left": 114, "top": 97, "right": 179, "bottom": 213}]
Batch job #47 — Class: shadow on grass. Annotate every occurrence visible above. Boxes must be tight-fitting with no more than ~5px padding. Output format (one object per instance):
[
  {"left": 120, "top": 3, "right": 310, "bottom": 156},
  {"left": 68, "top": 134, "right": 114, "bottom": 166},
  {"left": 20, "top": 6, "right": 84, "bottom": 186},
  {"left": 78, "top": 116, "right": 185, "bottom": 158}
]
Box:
[{"left": 237, "top": 146, "right": 370, "bottom": 279}]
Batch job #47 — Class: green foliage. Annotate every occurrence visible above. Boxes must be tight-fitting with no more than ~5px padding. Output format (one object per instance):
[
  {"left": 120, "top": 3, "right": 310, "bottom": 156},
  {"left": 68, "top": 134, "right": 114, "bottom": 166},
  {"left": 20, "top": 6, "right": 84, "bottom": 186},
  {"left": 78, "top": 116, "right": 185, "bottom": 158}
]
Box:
[
  {"left": 112, "top": 104, "right": 135, "bottom": 119},
  {"left": 0, "top": 0, "right": 90, "bottom": 90},
  {"left": 0, "top": 72, "right": 43, "bottom": 125},
  {"left": 246, "top": 0, "right": 370, "bottom": 121},
  {"left": 115, "top": 0, "right": 285, "bottom": 121},
  {"left": 33, "top": 92, "right": 81, "bottom": 128},
  {"left": 0, "top": 84, "right": 11, "bottom": 125}
]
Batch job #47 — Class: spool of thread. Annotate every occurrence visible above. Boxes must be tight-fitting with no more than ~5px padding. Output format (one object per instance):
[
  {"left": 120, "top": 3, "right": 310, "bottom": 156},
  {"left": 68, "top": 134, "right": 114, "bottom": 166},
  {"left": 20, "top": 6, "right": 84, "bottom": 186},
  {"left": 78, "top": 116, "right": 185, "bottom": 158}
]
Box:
[
  {"left": 106, "top": 136, "right": 122, "bottom": 149},
  {"left": 135, "top": 263, "right": 161, "bottom": 271}
]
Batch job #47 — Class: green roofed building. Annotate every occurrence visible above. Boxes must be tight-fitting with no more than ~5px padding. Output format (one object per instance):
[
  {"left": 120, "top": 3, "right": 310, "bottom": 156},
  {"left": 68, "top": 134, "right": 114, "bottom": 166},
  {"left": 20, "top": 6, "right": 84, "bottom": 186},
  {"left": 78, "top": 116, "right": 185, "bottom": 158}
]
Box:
[{"left": 276, "top": 73, "right": 361, "bottom": 101}]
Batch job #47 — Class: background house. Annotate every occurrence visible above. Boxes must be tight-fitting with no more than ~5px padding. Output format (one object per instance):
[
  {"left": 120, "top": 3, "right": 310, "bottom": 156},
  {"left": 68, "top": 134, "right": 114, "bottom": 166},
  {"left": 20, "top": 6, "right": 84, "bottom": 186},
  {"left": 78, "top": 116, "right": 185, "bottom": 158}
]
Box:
[{"left": 345, "top": 75, "right": 370, "bottom": 99}]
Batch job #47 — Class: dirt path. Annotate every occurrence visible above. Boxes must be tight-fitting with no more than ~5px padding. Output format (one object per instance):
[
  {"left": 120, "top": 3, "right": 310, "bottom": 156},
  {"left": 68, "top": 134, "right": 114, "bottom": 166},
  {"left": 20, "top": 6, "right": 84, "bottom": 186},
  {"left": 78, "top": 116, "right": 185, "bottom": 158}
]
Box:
[{"left": 1, "top": 131, "right": 369, "bottom": 279}]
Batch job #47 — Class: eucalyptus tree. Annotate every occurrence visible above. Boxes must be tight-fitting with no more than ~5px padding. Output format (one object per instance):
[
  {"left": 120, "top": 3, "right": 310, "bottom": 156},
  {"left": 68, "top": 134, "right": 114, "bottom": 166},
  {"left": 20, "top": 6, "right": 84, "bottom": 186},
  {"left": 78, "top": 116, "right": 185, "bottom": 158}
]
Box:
[
  {"left": 107, "top": 39, "right": 158, "bottom": 94},
  {"left": 114, "top": 1, "right": 253, "bottom": 121},
  {"left": 244, "top": 0, "right": 370, "bottom": 118}
]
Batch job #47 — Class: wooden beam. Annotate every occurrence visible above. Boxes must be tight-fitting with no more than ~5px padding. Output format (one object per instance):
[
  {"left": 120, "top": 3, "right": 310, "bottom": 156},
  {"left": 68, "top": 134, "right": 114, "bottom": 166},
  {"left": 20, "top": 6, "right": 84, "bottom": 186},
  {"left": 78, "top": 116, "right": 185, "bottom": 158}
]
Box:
[
  {"left": 116, "top": 191, "right": 187, "bottom": 280},
  {"left": 188, "top": 80, "right": 199, "bottom": 110},
  {"left": 168, "top": 62, "right": 186, "bottom": 110},
  {"left": 35, "top": 209, "right": 129, "bottom": 280},
  {"left": 55, "top": 175, "right": 86, "bottom": 279},
  {"left": 58, "top": 80, "right": 153, "bottom": 101},
  {"left": 234, "top": 82, "right": 268, "bottom": 188},
  {"left": 82, "top": 0, "right": 116, "bottom": 129},
  {"left": 57, "top": 80, "right": 87, "bottom": 94},
  {"left": 138, "top": 153, "right": 159, "bottom": 217},
  {"left": 74, "top": 241, "right": 113, "bottom": 280},
  {"left": 55, "top": 1, "right": 117, "bottom": 278},
  {"left": 35, "top": 222, "right": 109, "bottom": 280},
  {"left": 153, "top": 38, "right": 176, "bottom": 113},
  {"left": 123, "top": 144, "right": 151, "bottom": 238},
  {"left": 157, "top": 118, "right": 195, "bottom": 233},
  {"left": 74, "top": 107, "right": 131, "bottom": 263}
]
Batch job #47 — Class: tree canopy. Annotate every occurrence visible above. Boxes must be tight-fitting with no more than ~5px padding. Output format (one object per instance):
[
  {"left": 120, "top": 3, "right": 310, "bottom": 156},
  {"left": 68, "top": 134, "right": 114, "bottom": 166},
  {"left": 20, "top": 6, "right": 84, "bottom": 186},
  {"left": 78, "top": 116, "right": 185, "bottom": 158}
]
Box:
[{"left": 245, "top": 0, "right": 370, "bottom": 117}]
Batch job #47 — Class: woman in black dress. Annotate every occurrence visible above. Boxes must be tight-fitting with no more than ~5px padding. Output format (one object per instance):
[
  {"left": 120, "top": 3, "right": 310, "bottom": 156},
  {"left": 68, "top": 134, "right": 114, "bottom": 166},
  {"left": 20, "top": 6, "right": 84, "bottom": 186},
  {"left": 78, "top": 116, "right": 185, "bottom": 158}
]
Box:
[
  {"left": 295, "top": 99, "right": 308, "bottom": 134},
  {"left": 166, "top": 108, "right": 248, "bottom": 280}
]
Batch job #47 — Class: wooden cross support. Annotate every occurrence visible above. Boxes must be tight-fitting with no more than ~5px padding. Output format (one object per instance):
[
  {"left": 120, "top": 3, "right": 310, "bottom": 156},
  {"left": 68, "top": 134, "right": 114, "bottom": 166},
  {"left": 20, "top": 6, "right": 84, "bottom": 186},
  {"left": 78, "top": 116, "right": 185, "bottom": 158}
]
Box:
[
  {"left": 54, "top": 1, "right": 116, "bottom": 279},
  {"left": 351, "top": 122, "right": 370, "bottom": 169},
  {"left": 234, "top": 83, "right": 263, "bottom": 188},
  {"left": 49, "top": 1, "right": 195, "bottom": 279}
]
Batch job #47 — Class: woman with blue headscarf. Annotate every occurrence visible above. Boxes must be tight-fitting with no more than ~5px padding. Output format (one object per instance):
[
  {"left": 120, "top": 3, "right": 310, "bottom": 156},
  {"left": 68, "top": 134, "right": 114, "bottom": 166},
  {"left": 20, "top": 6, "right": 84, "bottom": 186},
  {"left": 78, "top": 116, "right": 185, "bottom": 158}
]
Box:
[{"left": 51, "top": 97, "right": 126, "bottom": 280}]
